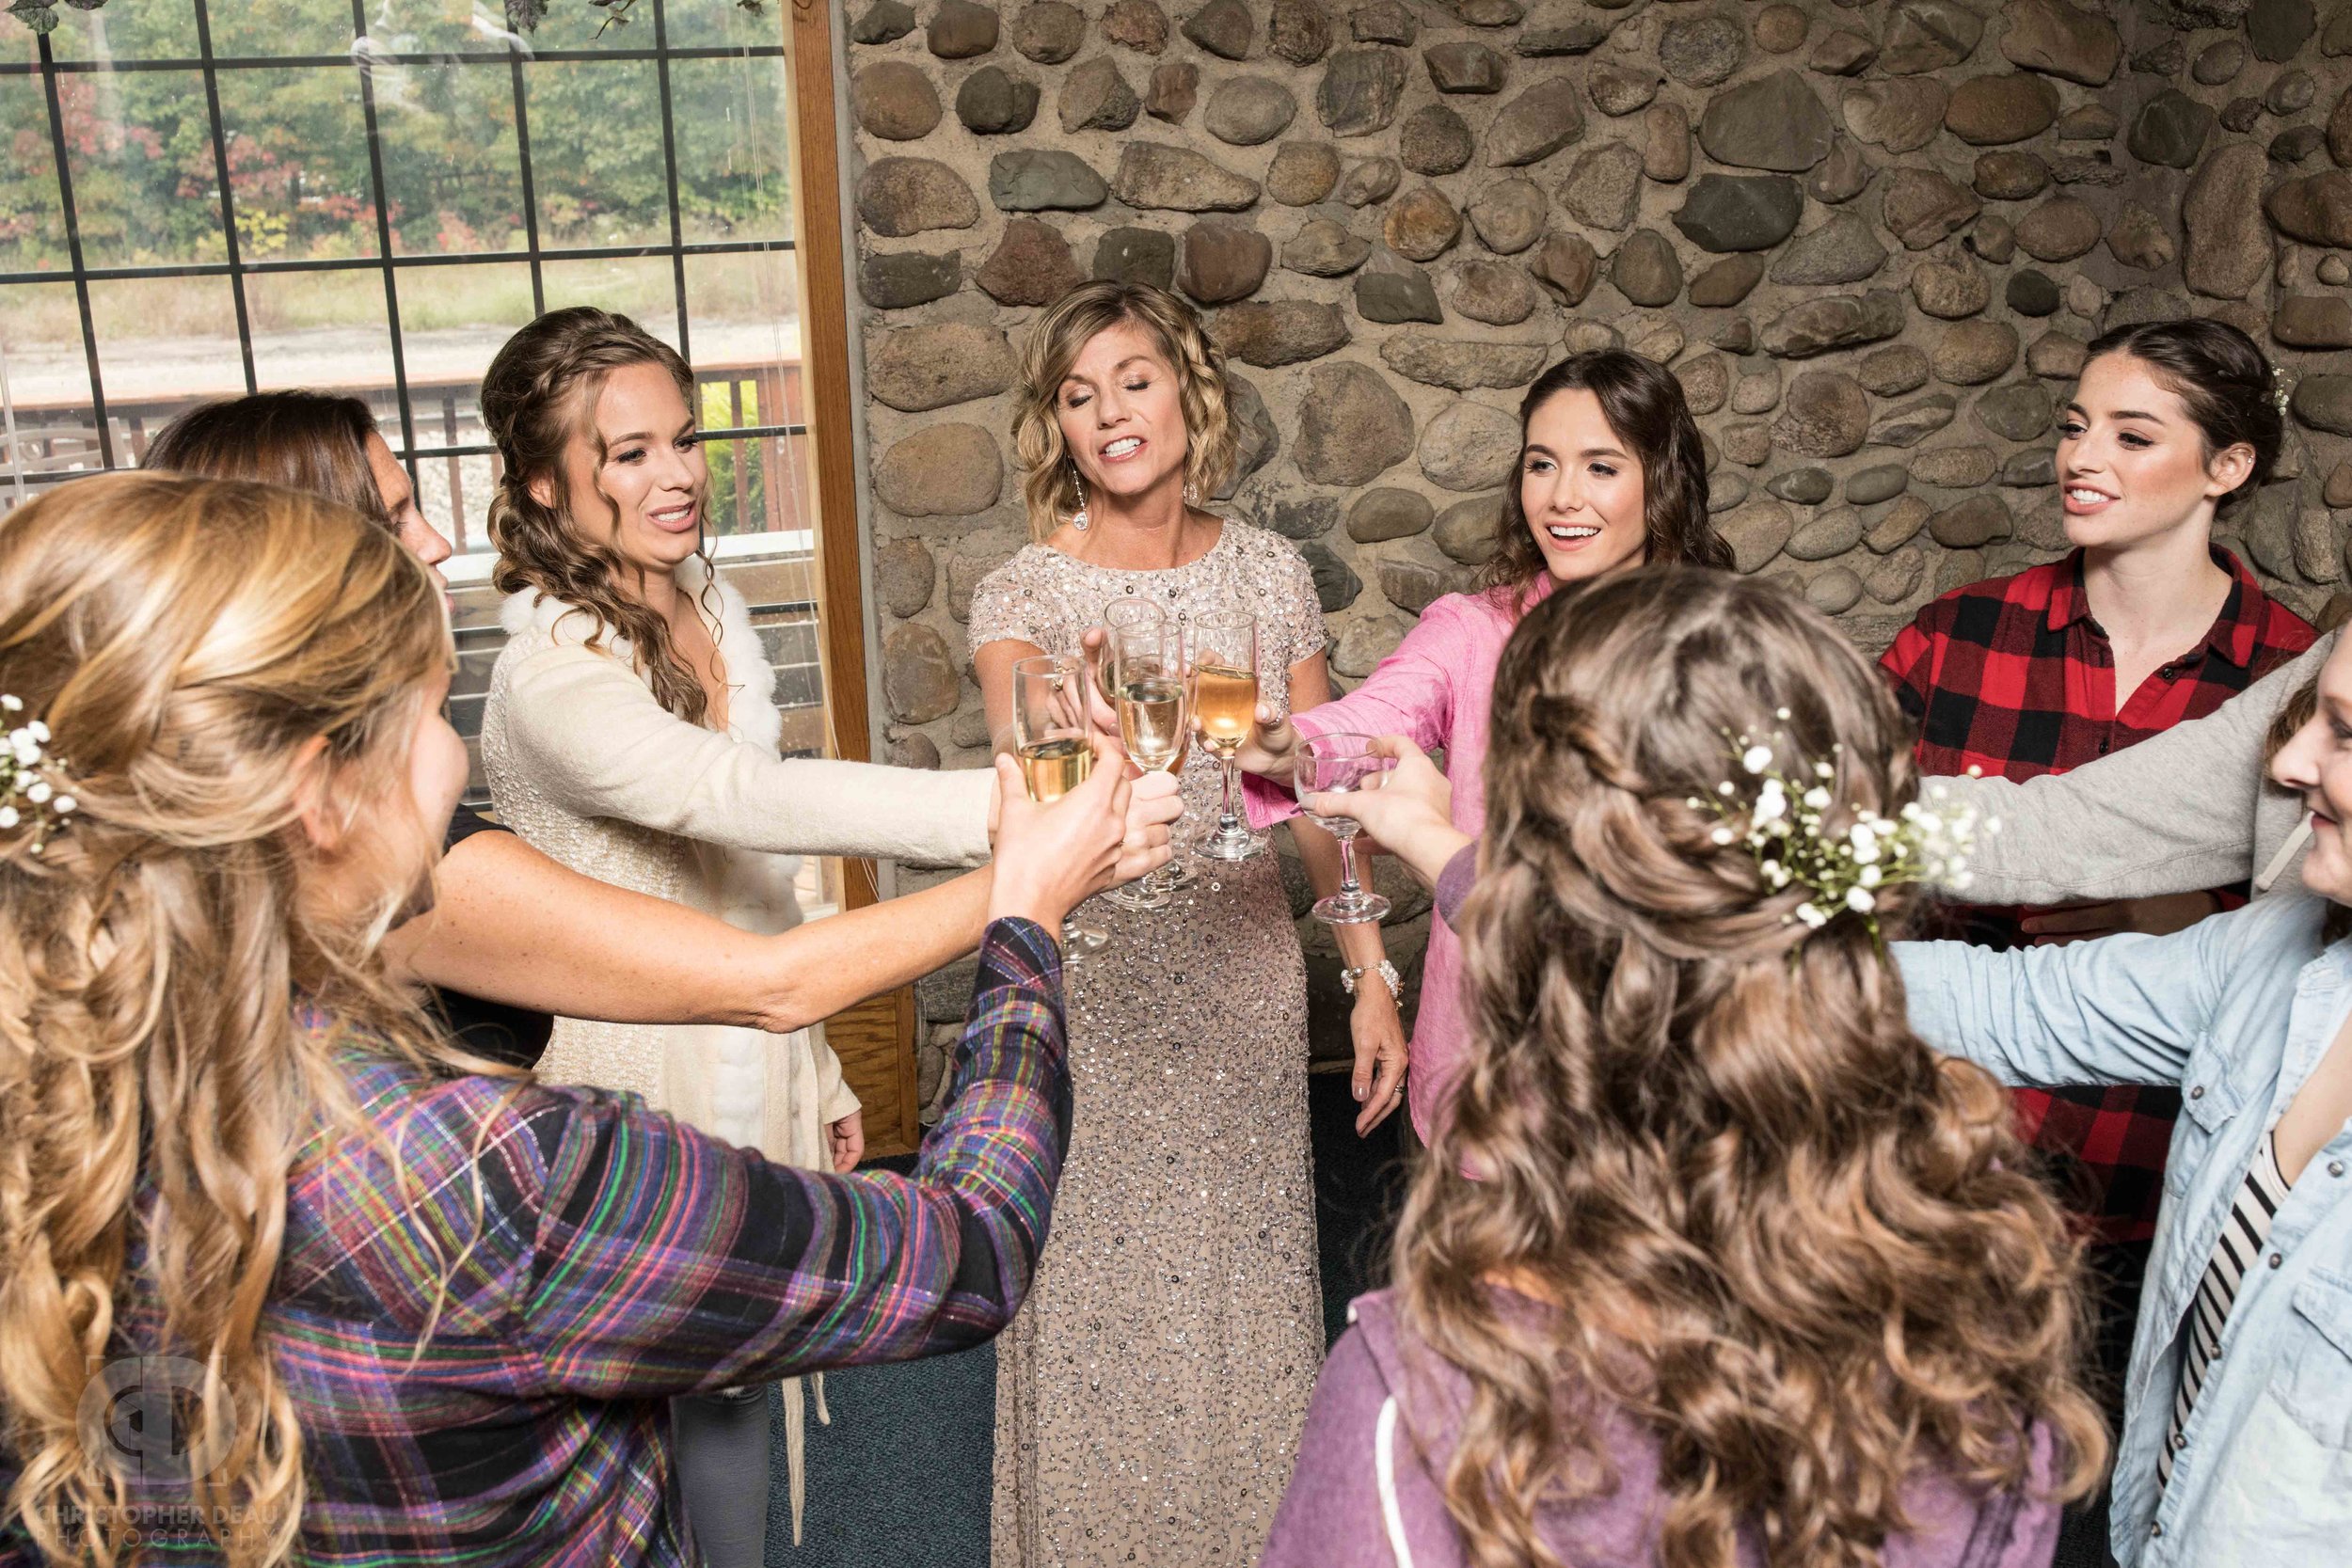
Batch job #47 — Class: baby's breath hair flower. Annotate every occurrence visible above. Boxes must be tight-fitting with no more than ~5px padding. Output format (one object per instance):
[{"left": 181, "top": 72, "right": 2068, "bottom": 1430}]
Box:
[
  {"left": 2, "top": 701, "right": 77, "bottom": 857},
  {"left": 1696, "top": 727, "right": 1990, "bottom": 942}
]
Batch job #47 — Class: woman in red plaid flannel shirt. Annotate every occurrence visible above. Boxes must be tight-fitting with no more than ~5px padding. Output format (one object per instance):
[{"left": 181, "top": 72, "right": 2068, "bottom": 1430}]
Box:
[{"left": 1880, "top": 319, "right": 2316, "bottom": 1424}]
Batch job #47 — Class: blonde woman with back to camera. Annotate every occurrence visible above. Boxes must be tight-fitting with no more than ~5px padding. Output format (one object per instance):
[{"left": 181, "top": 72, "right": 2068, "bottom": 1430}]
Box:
[
  {"left": 968, "top": 279, "right": 1371, "bottom": 1567},
  {"left": 0, "top": 473, "right": 1136, "bottom": 1567},
  {"left": 473, "top": 307, "right": 1175, "bottom": 1563}
]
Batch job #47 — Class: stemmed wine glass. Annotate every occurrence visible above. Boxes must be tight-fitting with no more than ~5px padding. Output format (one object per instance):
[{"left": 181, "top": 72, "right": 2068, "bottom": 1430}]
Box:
[
  {"left": 1098, "top": 597, "right": 1200, "bottom": 893},
  {"left": 1189, "top": 610, "right": 1262, "bottom": 863},
  {"left": 1294, "top": 732, "right": 1394, "bottom": 924},
  {"left": 1010, "top": 654, "right": 1110, "bottom": 956},
  {"left": 1106, "top": 618, "right": 1189, "bottom": 912},
  {"left": 1098, "top": 596, "right": 1164, "bottom": 705}
]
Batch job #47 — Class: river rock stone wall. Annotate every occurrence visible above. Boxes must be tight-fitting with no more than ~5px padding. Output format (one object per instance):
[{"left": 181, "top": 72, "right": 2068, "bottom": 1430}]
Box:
[{"left": 843, "top": 0, "right": 2352, "bottom": 1098}]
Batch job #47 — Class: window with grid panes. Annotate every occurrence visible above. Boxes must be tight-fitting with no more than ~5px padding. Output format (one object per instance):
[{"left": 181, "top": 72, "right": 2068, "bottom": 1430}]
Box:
[{"left": 0, "top": 0, "right": 838, "bottom": 919}]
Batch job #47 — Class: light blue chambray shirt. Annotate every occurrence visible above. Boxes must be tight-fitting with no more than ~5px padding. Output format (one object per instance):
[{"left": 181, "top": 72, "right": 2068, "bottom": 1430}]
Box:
[{"left": 1898, "top": 892, "right": 2352, "bottom": 1568}]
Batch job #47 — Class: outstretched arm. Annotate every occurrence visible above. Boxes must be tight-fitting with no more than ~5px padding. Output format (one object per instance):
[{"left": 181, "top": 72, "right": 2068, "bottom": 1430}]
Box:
[{"left": 1934, "top": 633, "right": 2329, "bottom": 906}]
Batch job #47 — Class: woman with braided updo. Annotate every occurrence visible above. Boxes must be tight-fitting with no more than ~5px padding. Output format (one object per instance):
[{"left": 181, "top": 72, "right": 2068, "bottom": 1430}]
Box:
[
  {"left": 473, "top": 307, "right": 1176, "bottom": 1563},
  {"left": 1265, "top": 567, "right": 2107, "bottom": 1568}
]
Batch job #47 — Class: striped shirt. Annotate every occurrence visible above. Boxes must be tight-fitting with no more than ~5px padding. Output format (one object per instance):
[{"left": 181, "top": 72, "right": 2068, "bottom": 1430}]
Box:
[
  {"left": 0, "top": 918, "right": 1071, "bottom": 1567},
  {"left": 2159, "top": 1130, "right": 2291, "bottom": 1486}
]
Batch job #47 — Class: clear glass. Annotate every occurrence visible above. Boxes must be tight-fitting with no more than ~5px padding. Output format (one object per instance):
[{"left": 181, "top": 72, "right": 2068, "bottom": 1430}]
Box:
[
  {"left": 1106, "top": 619, "right": 1187, "bottom": 913},
  {"left": 1010, "top": 654, "right": 1108, "bottom": 957},
  {"left": 1295, "top": 732, "right": 1394, "bottom": 925},
  {"left": 1188, "top": 610, "right": 1262, "bottom": 863}
]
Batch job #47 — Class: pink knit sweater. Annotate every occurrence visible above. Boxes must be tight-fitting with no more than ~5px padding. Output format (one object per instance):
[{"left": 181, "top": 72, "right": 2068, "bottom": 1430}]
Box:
[{"left": 1246, "top": 579, "right": 1549, "bottom": 1139}]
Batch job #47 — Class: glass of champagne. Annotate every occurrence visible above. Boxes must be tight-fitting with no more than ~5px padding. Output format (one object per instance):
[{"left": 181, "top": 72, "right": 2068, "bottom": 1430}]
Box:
[
  {"left": 1107, "top": 620, "right": 1188, "bottom": 912},
  {"left": 1189, "top": 610, "right": 1262, "bottom": 863},
  {"left": 1010, "top": 654, "right": 1109, "bottom": 956},
  {"left": 1294, "top": 732, "right": 1394, "bottom": 925},
  {"left": 1099, "top": 596, "right": 1165, "bottom": 707}
]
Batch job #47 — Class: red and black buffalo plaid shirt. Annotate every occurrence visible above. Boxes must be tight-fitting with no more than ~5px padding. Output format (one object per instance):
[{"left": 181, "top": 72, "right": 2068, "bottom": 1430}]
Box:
[{"left": 1881, "top": 546, "right": 2315, "bottom": 1244}]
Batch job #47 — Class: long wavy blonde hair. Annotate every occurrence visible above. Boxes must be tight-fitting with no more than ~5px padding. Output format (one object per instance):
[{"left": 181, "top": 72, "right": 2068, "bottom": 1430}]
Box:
[
  {"left": 0, "top": 473, "right": 458, "bottom": 1565},
  {"left": 1009, "top": 280, "right": 1236, "bottom": 542},
  {"left": 481, "top": 307, "right": 723, "bottom": 726},
  {"left": 1398, "top": 567, "right": 2107, "bottom": 1568}
]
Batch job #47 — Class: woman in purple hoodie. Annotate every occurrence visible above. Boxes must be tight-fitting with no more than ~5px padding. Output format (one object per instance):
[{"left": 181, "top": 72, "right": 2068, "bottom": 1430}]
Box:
[{"left": 1264, "top": 567, "right": 2108, "bottom": 1568}]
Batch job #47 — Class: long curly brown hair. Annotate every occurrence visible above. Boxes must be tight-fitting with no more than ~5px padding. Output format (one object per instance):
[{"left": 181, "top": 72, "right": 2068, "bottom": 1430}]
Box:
[
  {"left": 1396, "top": 566, "right": 2107, "bottom": 1568},
  {"left": 481, "top": 307, "right": 721, "bottom": 725},
  {"left": 1477, "top": 351, "right": 1729, "bottom": 607},
  {"left": 0, "top": 474, "right": 467, "bottom": 1566}
]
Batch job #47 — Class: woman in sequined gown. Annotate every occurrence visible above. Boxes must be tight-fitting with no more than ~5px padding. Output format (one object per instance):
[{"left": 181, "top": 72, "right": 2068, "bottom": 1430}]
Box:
[{"left": 970, "top": 282, "right": 1406, "bottom": 1567}]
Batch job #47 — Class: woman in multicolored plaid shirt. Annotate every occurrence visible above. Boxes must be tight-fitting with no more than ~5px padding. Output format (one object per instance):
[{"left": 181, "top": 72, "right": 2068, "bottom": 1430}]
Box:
[{"left": 0, "top": 472, "right": 1160, "bottom": 1566}]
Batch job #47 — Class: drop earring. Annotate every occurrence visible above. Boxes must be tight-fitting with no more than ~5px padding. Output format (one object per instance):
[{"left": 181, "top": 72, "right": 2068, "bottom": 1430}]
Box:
[
  {"left": 1183, "top": 478, "right": 1200, "bottom": 507},
  {"left": 1071, "top": 467, "right": 1090, "bottom": 531}
]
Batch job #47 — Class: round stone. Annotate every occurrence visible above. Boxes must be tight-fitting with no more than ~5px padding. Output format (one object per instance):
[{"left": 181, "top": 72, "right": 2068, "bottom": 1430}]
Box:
[
  {"left": 853, "top": 0, "right": 917, "bottom": 43},
  {"left": 1628, "top": 318, "right": 1685, "bottom": 363},
  {"left": 867, "top": 323, "right": 1016, "bottom": 413},
  {"left": 1733, "top": 364, "right": 1782, "bottom": 414},
  {"left": 1934, "top": 320, "right": 2021, "bottom": 385},
  {"left": 1644, "top": 103, "right": 1692, "bottom": 182},
  {"left": 1881, "top": 166, "right": 1982, "bottom": 249},
  {"left": 1145, "top": 61, "right": 1200, "bottom": 122},
  {"left": 1673, "top": 174, "right": 1804, "bottom": 251},
  {"left": 2105, "top": 202, "right": 2175, "bottom": 270},
  {"left": 1266, "top": 141, "right": 1342, "bottom": 205},
  {"left": 1283, "top": 217, "right": 1373, "bottom": 277},
  {"left": 1866, "top": 547, "right": 1927, "bottom": 603},
  {"left": 1967, "top": 214, "right": 2016, "bottom": 263},
  {"left": 1296, "top": 361, "right": 1415, "bottom": 483},
  {"left": 1698, "top": 70, "right": 1836, "bottom": 171},
  {"left": 1767, "top": 466, "right": 1835, "bottom": 504},
  {"left": 1385, "top": 186, "right": 1463, "bottom": 261},
  {"left": 1846, "top": 463, "right": 1908, "bottom": 505},
  {"left": 887, "top": 733, "right": 941, "bottom": 770},
  {"left": 1486, "top": 78, "right": 1588, "bottom": 165},
  {"left": 1400, "top": 103, "right": 1476, "bottom": 174},
  {"left": 1811, "top": 27, "right": 1879, "bottom": 74},
  {"left": 874, "top": 537, "right": 935, "bottom": 617},
  {"left": 1356, "top": 266, "right": 1445, "bottom": 323},
  {"left": 1450, "top": 259, "right": 1541, "bottom": 324},
  {"left": 1944, "top": 72, "right": 2060, "bottom": 144},
  {"left": 1339, "top": 156, "right": 1403, "bottom": 206},
  {"left": 852, "top": 61, "right": 944, "bottom": 140},
  {"left": 1867, "top": 495, "right": 1932, "bottom": 553},
  {"left": 1346, "top": 487, "right": 1435, "bottom": 543},
  {"left": 1999, "top": 0, "right": 2121, "bottom": 86},
  {"left": 1788, "top": 503, "right": 1865, "bottom": 557},
  {"left": 1913, "top": 444, "right": 1997, "bottom": 488},
  {"left": 2007, "top": 269, "right": 2062, "bottom": 315},
  {"left": 1434, "top": 493, "right": 1506, "bottom": 562},
  {"left": 2192, "top": 39, "right": 2247, "bottom": 85},
  {"left": 2186, "top": 144, "right": 2275, "bottom": 300},
  {"left": 857, "top": 157, "right": 981, "bottom": 237},
  {"left": 1870, "top": 393, "right": 1961, "bottom": 449},
  {"left": 2129, "top": 88, "right": 2216, "bottom": 169},
  {"left": 2271, "top": 71, "right": 2319, "bottom": 116},
  {"left": 1929, "top": 494, "right": 2014, "bottom": 548},
  {"left": 1756, "top": 5, "right": 1809, "bottom": 53},
  {"left": 1420, "top": 399, "right": 1524, "bottom": 490},
  {"left": 1182, "top": 0, "right": 1254, "bottom": 58},
  {"left": 1270, "top": 0, "right": 1334, "bottom": 65},
  {"left": 1587, "top": 64, "right": 1662, "bottom": 117},
  {"left": 1060, "top": 56, "right": 1141, "bottom": 132},
  {"left": 1843, "top": 78, "right": 1950, "bottom": 153},
  {"left": 1677, "top": 352, "right": 1732, "bottom": 414},
  {"left": 976, "top": 216, "right": 1084, "bottom": 304},
  {"left": 875, "top": 423, "right": 1003, "bottom": 517},
  {"left": 1772, "top": 371, "right": 1871, "bottom": 457},
  {"left": 1911, "top": 255, "right": 1990, "bottom": 318},
  {"left": 2014, "top": 197, "right": 2101, "bottom": 261},
  {"left": 1558, "top": 140, "right": 1645, "bottom": 230},
  {"left": 1205, "top": 75, "right": 1298, "bottom": 145},
  {"left": 1103, "top": 0, "right": 1170, "bottom": 50},
  {"left": 992, "top": 149, "right": 1115, "bottom": 212},
  {"left": 1092, "top": 226, "right": 1177, "bottom": 287},
  {"left": 1468, "top": 178, "right": 1548, "bottom": 253},
  {"left": 1973, "top": 150, "right": 2052, "bottom": 199},
  {"left": 2025, "top": 331, "right": 2087, "bottom": 380},
  {"left": 1529, "top": 231, "right": 1600, "bottom": 303},
  {"left": 1721, "top": 500, "right": 1794, "bottom": 571},
  {"left": 1858, "top": 342, "right": 1931, "bottom": 396},
  {"left": 1381, "top": 335, "right": 1552, "bottom": 389},
  {"left": 1011, "top": 1, "right": 1085, "bottom": 62},
  {"left": 882, "top": 625, "right": 961, "bottom": 724},
  {"left": 1113, "top": 143, "right": 1257, "bottom": 211},
  {"left": 1175, "top": 219, "right": 1272, "bottom": 304},
  {"left": 1318, "top": 46, "right": 1411, "bottom": 136},
  {"left": 1804, "top": 565, "right": 1866, "bottom": 614},
  {"left": 2251, "top": 0, "right": 2319, "bottom": 59},
  {"left": 1769, "top": 214, "right": 1887, "bottom": 284},
  {"left": 1809, "top": 138, "right": 1875, "bottom": 207},
  {"left": 1424, "top": 40, "right": 1508, "bottom": 92},
  {"left": 1212, "top": 299, "right": 1351, "bottom": 366},
  {"left": 860, "top": 248, "right": 961, "bottom": 309},
  {"left": 1612, "top": 228, "right": 1684, "bottom": 305},
  {"left": 927, "top": 0, "right": 999, "bottom": 58},
  {"left": 1690, "top": 253, "right": 1768, "bottom": 307},
  {"left": 1661, "top": 15, "right": 1748, "bottom": 87},
  {"left": 957, "top": 66, "right": 1042, "bottom": 134}
]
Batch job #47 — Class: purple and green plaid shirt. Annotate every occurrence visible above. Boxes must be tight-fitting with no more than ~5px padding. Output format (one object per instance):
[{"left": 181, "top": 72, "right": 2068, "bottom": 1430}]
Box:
[{"left": 2, "top": 918, "right": 1069, "bottom": 1567}]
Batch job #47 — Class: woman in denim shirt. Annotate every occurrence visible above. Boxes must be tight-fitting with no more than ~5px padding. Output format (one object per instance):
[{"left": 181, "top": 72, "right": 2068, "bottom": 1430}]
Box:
[{"left": 1898, "top": 633, "right": 2352, "bottom": 1568}]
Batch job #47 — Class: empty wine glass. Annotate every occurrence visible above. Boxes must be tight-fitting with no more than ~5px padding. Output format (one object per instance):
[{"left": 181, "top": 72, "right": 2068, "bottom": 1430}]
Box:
[
  {"left": 1010, "top": 654, "right": 1110, "bottom": 956},
  {"left": 1294, "top": 732, "right": 1393, "bottom": 925}
]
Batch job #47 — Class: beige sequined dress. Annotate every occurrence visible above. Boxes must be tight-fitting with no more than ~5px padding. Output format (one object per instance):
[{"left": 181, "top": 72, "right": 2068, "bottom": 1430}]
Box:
[{"left": 968, "top": 520, "right": 1327, "bottom": 1568}]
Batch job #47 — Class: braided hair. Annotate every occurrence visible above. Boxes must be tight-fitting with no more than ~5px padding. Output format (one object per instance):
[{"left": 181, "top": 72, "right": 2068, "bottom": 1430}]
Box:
[{"left": 481, "top": 307, "right": 720, "bottom": 726}]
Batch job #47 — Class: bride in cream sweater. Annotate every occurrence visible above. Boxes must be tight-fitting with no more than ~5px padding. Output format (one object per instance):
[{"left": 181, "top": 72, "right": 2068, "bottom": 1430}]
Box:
[{"left": 475, "top": 309, "right": 995, "bottom": 1562}]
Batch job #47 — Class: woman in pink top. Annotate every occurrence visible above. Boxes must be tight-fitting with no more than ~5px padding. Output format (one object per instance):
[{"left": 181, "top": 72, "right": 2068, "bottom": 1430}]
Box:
[{"left": 1241, "top": 352, "right": 1728, "bottom": 1137}]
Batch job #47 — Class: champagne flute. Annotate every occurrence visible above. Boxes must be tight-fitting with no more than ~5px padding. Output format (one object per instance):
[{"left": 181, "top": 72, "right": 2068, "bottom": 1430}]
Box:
[
  {"left": 1106, "top": 620, "right": 1188, "bottom": 912},
  {"left": 1098, "top": 596, "right": 1164, "bottom": 706},
  {"left": 1295, "top": 732, "right": 1394, "bottom": 925},
  {"left": 1010, "top": 654, "right": 1109, "bottom": 956},
  {"left": 1189, "top": 610, "right": 1262, "bottom": 863}
]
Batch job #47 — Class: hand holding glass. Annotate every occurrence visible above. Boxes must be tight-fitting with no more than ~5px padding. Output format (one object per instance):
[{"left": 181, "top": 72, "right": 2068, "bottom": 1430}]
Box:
[
  {"left": 1106, "top": 620, "right": 1188, "bottom": 911},
  {"left": 1010, "top": 654, "right": 1110, "bottom": 954},
  {"left": 1295, "top": 732, "right": 1394, "bottom": 924}
]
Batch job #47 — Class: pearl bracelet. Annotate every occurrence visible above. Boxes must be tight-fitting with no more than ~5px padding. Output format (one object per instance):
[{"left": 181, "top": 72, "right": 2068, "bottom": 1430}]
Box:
[{"left": 1341, "top": 959, "right": 1402, "bottom": 1004}]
